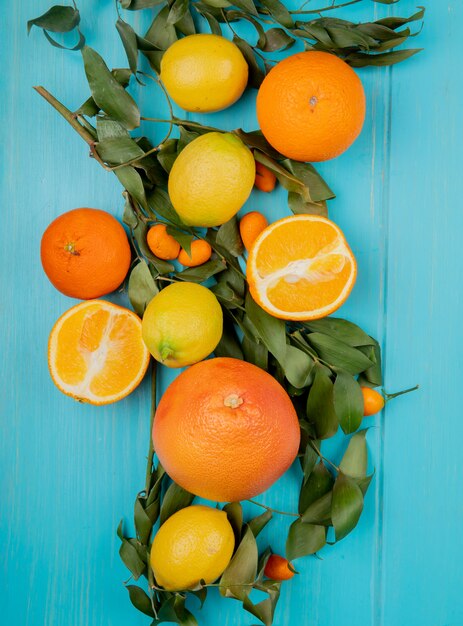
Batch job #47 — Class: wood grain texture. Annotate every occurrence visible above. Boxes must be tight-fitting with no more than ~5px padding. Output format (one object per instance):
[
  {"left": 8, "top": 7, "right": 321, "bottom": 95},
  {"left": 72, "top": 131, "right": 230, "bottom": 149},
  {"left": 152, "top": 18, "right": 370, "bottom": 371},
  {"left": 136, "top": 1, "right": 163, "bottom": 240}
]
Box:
[{"left": 1, "top": 1, "right": 459, "bottom": 625}]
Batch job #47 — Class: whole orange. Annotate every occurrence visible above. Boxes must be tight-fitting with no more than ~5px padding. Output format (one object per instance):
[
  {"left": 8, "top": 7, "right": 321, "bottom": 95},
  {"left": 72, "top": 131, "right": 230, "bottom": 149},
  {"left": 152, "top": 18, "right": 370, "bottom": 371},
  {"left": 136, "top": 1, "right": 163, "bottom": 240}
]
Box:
[
  {"left": 256, "top": 51, "right": 366, "bottom": 162},
  {"left": 41, "top": 208, "right": 131, "bottom": 299},
  {"left": 153, "top": 357, "right": 300, "bottom": 502}
]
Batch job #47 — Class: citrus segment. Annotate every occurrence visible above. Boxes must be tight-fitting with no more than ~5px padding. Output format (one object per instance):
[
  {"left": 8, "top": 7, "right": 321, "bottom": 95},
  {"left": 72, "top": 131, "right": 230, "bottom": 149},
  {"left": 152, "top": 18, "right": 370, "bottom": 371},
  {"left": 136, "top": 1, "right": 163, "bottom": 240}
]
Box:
[
  {"left": 247, "top": 215, "right": 357, "bottom": 320},
  {"left": 48, "top": 300, "right": 150, "bottom": 405}
]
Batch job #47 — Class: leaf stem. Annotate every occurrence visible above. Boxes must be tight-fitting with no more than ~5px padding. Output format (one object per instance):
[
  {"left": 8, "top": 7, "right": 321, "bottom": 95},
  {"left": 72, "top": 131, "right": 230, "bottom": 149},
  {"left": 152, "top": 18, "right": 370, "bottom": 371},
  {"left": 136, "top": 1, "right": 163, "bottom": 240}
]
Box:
[
  {"left": 309, "top": 440, "right": 340, "bottom": 473},
  {"left": 33, "top": 86, "right": 110, "bottom": 171},
  {"left": 384, "top": 384, "right": 419, "bottom": 402},
  {"left": 247, "top": 499, "right": 300, "bottom": 518}
]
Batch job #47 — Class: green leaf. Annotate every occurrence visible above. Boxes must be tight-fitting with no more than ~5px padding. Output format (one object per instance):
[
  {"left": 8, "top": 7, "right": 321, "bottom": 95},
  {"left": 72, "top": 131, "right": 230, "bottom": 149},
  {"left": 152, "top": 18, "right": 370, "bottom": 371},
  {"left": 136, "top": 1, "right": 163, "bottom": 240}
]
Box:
[
  {"left": 232, "top": 0, "right": 259, "bottom": 16},
  {"left": 28, "top": 5, "right": 80, "bottom": 34},
  {"left": 174, "top": 258, "right": 226, "bottom": 282},
  {"left": 126, "top": 585, "right": 155, "bottom": 618},
  {"left": 283, "top": 344, "right": 314, "bottom": 388},
  {"left": 216, "top": 217, "right": 244, "bottom": 258},
  {"left": 302, "top": 317, "right": 377, "bottom": 348},
  {"left": 128, "top": 261, "right": 159, "bottom": 317},
  {"left": 96, "top": 136, "right": 145, "bottom": 166},
  {"left": 166, "top": 226, "right": 194, "bottom": 256},
  {"left": 134, "top": 496, "right": 153, "bottom": 545},
  {"left": 118, "top": 523, "right": 146, "bottom": 580},
  {"left": 259, "top": 0, "right": 293, "bottom": 28},
  {"left": 214, "top": 320, "right": 244, "bottom": 360},
  {"left": 233, "top": 129, "right": 281, "bottom": 160},
  {"left": 331, "top": 473, "right": 364, "bottom": 541},
  {"left": 116, "top": 18, "right": 139, "bottom": 76},
  {"left": 288, "top": 192, "right": 328, "bottom": 217},
  {"left": 147, "top": 187, "right": 182, "bottom": 225},
  {"left": 159, "top": 482, "right": 194, "bottom": 525},
  {"left": 156, "top": 594, "right": 198, "bottom": 626},
  {"left": 262, "top": 28, "right": 295, "bottom": 52},
  {"left": 233, "top": 37, "right": 264, "bottom": 88},
  {"left": 245, "top": 293, "right": 286, "bottom": 366},
  {"left": 333, "top": 370, "right": 364, "bottom": 434},
  {"left": 308, "top": 332, "right": 374, "bottom": 375},
  {"left": 241, "top": 335, "right": 268, "bottom": 370},
  {"left": 201, "top": 10, "right": 222, "bottom": 36},
  {"left": 144, "top": 6, "right": 177, "bottom": 50},
  {"left": 299, "top": 460, "right": 334, "bottom": 515},
  {"left": 286, "top": 519, "right": 326, "bottom": 560},
  {"left": 284, "top": 160, "right": 335, "bottom": 202},
  {"left": 300, "top": 491, "right": 332, "bottom": 525},
  {"left": 82, "top": 46, "right": 140, "bottom": 130},
  {"left": 175, "top": 9, "right": 196, "bottom": 36},
  {"left": 248, "top": 510, "right": 272, "bottom": 538},
  {"left": 115, "top": 167, "right": 148, "bottom": 210},
  {"left": 357, "top": 339, "right": 383, "bottom": 386},
  {"left": 220, "top": 526, "right": 258, "bottom": 600},
  {"left": 77, "top": 68, "right": 131, "bottom": 117},
  {"left": 254, "top": 152, "right": 308, "bottom": 199},
  {"left": 300, "top": 442, "right": 318, "bottom": 479},
  {"left": 167, "top": 0, "right": 190, "bottom": 25},
  {"left": 346, "top": 49, "right": 422, "bottom": 67},
  {"left": 376, "top": 7, "right": 425, "bottom": 29},
  {"left": 223, "top": 502, "right": 243, "bottom": 547},
  {"left": 242, "top": 579, "right": 281, "bottom": 626},
  {"left": 306, "top": 366, "right": 338, "bottom": 439},
  {"left": 339, "top": 430, "right": 368, "bottom": 479}
]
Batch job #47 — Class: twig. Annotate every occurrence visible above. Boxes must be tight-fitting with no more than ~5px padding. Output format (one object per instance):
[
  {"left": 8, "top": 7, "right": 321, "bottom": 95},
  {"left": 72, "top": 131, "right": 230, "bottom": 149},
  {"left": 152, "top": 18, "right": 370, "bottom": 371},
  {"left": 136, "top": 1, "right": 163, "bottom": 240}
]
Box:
[
  {"left": 33, "top": 86, "right": 110, "bottom": 171},
  {"left": 290, "top": 0, "right": 362, "bottom": 14},
  {"left": 309, "top": 441, "right": 340, "bottom": 473}
]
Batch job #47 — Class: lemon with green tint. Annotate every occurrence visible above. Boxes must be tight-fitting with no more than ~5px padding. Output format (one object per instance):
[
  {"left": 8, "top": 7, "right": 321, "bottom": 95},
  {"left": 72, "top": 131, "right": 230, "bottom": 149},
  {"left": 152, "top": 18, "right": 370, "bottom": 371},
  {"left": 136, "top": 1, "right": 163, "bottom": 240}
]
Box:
[
  {"left": 141, "top": 282, "right": 223, "bottom": 368},
  {"left": 168, "top": 132, "right": 255, "bottom": 227},
  {"left": 150, "top": 505, "right": 235, "bottom": 591}
]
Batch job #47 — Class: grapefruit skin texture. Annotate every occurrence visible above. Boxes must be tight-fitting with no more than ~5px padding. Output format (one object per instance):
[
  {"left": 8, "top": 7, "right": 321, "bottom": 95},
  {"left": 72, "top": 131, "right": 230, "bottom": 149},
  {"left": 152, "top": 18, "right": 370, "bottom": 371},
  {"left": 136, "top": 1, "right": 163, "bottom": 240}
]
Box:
[
  {"left": 256, "top": 51, "right": 366, "bottom": 162},
  {"left": 153, "top": 357, "right": 301, "bottom": 502},
  {"left": 41, "top": 208, "right": 131, "bottom": 299}
]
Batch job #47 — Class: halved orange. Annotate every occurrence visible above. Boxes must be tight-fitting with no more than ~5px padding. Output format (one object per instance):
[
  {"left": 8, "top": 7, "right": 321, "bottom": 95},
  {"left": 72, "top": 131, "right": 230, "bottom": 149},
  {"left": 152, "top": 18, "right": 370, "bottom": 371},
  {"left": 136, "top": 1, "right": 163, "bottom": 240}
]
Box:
[
  {"left": 247, "top": 215, "right": 357, "bottom": 320},
  {"left": 48, "top": 300, "right": 150, "bottom": 405}
]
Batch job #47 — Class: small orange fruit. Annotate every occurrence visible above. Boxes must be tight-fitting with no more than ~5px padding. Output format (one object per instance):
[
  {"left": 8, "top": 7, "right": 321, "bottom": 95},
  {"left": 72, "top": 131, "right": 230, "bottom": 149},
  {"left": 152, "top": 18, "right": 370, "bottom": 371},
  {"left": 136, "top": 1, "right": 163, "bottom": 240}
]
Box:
[
  {"left": 247, "top": 215, "right": 357, "bottom": 320},
  {"left": 48, "top": 300, "right": 150, "bottom": 405},
  {"left": 264, "top": 555, "right": 295, "bottom": 581},
  {"left": 239, "top": 211, "right": 268, "bottom": 251},
  {"left": 254, "top": 161, "right": 277, "bottom": 192},
  {"left": 178, "top": 239, "right": 212, "bottom": 267},
  {"left": 41, "top": 208, "right": 131, "bottom": 299},
  {"left": 361, "top": 387, "right": 385, "bottom": 416},
  {"left": 146, "top": 224, "right": 180, "bottom": 260},
  {"left": 153, "top": 357, "right": 300, "bottom": 502},
  {"left": 256, "top": 51, "right": 366, "bottom": 162}
]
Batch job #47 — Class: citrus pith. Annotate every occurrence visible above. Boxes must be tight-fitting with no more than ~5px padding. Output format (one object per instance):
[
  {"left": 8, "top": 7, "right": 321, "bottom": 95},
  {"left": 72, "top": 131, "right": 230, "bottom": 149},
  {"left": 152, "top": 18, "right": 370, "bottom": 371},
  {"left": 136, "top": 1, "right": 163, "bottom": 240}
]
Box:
[
  {"left": 247, "top": 215, "right": 357, "bottom": 320},
  {"left": 48, "top": 300, "right": 150, "bottom": 405}
]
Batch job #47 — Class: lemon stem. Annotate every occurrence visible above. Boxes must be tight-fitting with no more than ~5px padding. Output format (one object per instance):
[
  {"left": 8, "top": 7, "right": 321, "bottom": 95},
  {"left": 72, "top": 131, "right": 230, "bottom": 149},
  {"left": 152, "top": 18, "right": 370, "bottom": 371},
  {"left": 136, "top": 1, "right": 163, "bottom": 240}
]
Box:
[{"left": 160, "top": 346, "right": 174, "bottom": 362}]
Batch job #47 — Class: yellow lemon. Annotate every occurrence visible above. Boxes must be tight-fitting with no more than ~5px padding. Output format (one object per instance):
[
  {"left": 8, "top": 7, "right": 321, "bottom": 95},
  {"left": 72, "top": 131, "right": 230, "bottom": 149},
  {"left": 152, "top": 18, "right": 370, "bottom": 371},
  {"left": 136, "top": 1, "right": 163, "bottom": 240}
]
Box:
[
  {"left": 141, "top": 282, "right": 223, "bottom": 368},
  {"left": 168, "top": 132, "right": 255, "bottom": 227},
  {"left": 160, "top": 34, "right": 248, "bottom": 112},
  {"left": 150, "top": 505, "right": 235, "bottom": 591}
]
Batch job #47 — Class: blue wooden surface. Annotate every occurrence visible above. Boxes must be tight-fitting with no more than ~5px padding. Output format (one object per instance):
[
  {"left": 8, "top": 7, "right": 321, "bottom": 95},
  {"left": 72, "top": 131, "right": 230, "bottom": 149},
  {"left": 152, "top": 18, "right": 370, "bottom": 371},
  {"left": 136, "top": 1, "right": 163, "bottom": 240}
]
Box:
[{"left": 1, "top": 1, "right": 461, "bottom": 625}]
